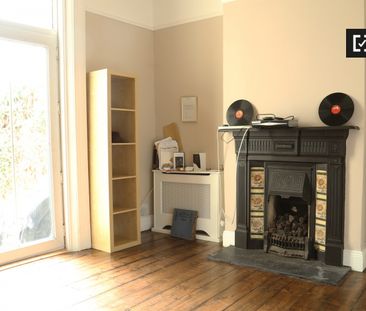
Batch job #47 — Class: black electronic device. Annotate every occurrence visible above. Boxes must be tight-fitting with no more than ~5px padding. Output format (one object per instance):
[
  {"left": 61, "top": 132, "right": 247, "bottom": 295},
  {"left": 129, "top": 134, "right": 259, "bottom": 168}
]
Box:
[{"left": 251, "top": 114, "right": 298, "bottom": 128}]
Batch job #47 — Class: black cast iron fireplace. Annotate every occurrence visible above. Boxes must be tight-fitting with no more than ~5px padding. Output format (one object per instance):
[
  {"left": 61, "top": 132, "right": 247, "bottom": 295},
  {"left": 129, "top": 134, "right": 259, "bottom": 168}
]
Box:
[{"left": 233, "top": 126, "right": 357, "bottom": 266}]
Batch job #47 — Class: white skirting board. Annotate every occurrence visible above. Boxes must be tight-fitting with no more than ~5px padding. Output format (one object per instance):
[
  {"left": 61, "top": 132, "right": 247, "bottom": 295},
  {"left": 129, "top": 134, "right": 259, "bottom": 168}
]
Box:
[
  {"left": 223, "top": 230, "right": 366, "bottom": 272},
  {"left": 152, "top": 227, "right": 221, "bottom": 243},
  {"left": 140, "top": 215, "right": 153, "bottom": 232},
  {"left": 223, "top": 230, "right": 235, "bottom": 247},
  {"left": 343, "top": 249, "right": 366, "bottom": 272}
]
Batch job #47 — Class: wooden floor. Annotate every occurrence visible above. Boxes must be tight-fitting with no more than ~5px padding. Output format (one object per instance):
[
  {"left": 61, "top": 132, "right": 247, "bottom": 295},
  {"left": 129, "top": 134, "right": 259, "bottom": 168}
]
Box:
[{"left": 0, "top": 232, "right": 366, "bottom": 311}]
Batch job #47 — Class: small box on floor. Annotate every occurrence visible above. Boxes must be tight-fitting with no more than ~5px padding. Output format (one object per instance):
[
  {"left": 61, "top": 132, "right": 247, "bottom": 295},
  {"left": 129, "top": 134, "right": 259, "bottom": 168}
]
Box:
[{"left": 170, "top": 208, "right": 198, "bottom": 240}]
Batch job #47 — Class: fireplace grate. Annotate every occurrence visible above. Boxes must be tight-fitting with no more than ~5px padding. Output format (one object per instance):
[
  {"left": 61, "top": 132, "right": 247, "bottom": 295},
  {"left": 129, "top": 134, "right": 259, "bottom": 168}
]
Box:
[{"left": 266, "top": 233, "right": 309, "bottom": 259}]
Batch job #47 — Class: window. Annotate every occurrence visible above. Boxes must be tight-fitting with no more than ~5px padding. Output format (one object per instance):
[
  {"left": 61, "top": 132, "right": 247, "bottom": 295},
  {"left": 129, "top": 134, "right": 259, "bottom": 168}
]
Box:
[
  {"left": 0, "top": 0, "right": 55, "bottom": 30},
  {"left": 0, "top": 0, "right": 64, "bottom": 263}
]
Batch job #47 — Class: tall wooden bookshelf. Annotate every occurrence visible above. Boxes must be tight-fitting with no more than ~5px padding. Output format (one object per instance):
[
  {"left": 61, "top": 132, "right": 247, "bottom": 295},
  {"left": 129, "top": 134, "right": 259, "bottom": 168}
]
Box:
[{"left": 87, "top": 68, "right": 140, "bottom": 253}]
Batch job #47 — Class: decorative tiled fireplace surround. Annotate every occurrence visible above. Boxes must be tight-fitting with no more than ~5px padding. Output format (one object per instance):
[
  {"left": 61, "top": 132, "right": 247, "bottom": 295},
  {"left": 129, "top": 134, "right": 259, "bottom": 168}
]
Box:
[{"left": 233, "top": 126, "right": 355, "bottom": 267}]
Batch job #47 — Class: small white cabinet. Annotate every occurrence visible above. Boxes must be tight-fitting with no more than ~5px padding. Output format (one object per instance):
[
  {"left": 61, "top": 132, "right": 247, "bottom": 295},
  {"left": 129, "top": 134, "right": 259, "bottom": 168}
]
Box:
[{"left": 152, "top": 170, "right": 223, "bottom": 242}]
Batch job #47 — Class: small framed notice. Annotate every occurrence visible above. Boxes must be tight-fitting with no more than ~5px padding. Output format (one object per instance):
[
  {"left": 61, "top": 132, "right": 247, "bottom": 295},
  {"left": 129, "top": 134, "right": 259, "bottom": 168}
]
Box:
[{"left": 181, "top": 96, "right": 197, "bottom": 122}]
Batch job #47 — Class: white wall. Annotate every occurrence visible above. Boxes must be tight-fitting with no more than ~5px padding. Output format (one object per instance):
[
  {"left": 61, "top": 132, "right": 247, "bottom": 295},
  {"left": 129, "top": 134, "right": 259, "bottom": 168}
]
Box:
[
  {"left": 83, "top": 0, "right": 226, "bottom": 236},
  {"left": 82, "top": 1, "right": 366, "bottom": 264},
  {"left": 85, "top": 0, "right": 226, "bottom": 30},
  {"left": 223, "top": 0, "right": 366, "bottom": 255},
  {"left": 86, "top": 0, "right": 154, "bottom": 29},
  {"left": 153, "top": 0, "right": 223, "bottom": 29},
  {"left": 154, "top": 17, "right": 223, "bottom": 169},
  {"left": 86, "top": 12, "right": 156, "bottom": 219}
]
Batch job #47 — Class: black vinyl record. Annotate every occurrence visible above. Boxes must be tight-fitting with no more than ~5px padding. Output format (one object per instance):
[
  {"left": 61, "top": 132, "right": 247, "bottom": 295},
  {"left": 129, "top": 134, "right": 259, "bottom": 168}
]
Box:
[
  {"left": 318, "top": 92, "right": 354, "bottom": 126},
  {"left": 226, "top": 99, "right": 254, "bottom": 126}
]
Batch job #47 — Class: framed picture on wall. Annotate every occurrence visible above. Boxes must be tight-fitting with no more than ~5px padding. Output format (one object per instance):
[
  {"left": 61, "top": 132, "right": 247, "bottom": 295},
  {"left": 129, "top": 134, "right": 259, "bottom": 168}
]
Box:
[{"left": 181, "top": 96, "right": 197, "bottom": 122}]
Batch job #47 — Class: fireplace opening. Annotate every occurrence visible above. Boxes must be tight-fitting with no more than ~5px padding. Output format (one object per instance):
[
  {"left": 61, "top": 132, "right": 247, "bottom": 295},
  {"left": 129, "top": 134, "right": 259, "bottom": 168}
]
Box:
[
  {"left": 268, "top": 196, "right": 308, "bottom": 238},
  {"left": 264, "top": 195, "right": 312, "bottom": 259},
  {"left": 263, "top": 167, "right": 314, "bottom": 259}
]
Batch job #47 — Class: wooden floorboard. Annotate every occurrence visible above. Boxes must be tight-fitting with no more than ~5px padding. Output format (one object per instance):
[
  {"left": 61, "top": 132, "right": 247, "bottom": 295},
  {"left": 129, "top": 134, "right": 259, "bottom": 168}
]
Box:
[{"left": 0, "top": 231, "right": 365, "bottom": 311}]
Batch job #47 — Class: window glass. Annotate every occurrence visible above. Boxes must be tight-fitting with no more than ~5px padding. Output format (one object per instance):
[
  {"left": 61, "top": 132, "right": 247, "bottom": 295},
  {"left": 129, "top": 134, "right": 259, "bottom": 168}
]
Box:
[
  {"left": 0, "top": 38, "right": 53, "bottom": 250},
  {"left": 0, "top": 0, "right": 54, "bottom": 29}
]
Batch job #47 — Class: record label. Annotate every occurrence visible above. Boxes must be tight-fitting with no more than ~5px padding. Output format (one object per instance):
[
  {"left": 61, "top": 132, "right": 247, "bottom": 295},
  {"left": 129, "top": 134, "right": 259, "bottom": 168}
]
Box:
[
  {"left": 235, "top": 109, "right": 244, "bottom": 119},
  {"left": 318, "top": 93, "right": 354, "bottom": 126},
  {"left": 226, "top": 99, "right": 253, "bottom": 126},
  {"left": 330, "top": 105, "right": 341, "bottom": 115}
]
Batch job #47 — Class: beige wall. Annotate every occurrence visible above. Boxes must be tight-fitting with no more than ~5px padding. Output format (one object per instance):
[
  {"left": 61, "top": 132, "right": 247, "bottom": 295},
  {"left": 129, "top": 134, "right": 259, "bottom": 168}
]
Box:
[
  {"left": 86, "top": 12, "right": 155, "bottom": 216},
  {"left": 154, "top": 0, "right": 222, "bottom": 29},
  {"left": 84, "top": 1, "right": 366, "bottom": 251},
  {"left": 154, "top": 17, "right": 223, "bottom": 169},
  {"left": 223, "top": 0, "right": 366, "bottom": 251},
  {"left": 364, "top": 34, "right": 366, "bottom": 250},
  {"left": 85, "top": 0, "right": 224, "bottom": 30},
  {"left": 86, "top": 0, "right": 154, "bottom": 29}
]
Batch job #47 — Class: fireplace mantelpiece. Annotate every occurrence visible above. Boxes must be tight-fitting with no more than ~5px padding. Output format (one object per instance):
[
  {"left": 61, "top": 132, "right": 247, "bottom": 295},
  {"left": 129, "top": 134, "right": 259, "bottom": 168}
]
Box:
[{"left": 228, "top": 126, "right": 358, "bottom": 266}]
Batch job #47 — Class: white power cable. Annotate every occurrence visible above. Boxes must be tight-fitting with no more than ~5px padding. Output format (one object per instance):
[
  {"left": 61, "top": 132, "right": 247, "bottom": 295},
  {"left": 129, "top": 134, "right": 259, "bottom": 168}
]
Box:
[
  {"left": 236, "top": 127, "right": 250, "bottom": 164},
  {"left": 231, "top": 127, "right": 250, "bottom": 225},
  {"left": 217, "top": 127, "right": 251, "bottom": 226}
]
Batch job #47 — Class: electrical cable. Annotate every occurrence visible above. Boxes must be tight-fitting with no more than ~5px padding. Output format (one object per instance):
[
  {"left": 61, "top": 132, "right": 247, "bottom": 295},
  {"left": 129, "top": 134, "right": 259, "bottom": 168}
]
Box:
[
  {"left": 217, "top": 126, "right": 251, "bottom": 227},
  {"left": 140, "top": 188, "right": 153, "bottom": 206},
  {"left": 216, "top": 129, "right": 227, "bottom": 231},
  {"left": 236, "top": 127, "right": 250, "bottom": 163},
  {"left": 216, "top": 130, "right": 221, "bottom": 171},
  {"left": 221, "top": 132, "right": 234, "bottom": 144},
  {"left": 231, "top": 127, "right": 250, "bottom": 225}
]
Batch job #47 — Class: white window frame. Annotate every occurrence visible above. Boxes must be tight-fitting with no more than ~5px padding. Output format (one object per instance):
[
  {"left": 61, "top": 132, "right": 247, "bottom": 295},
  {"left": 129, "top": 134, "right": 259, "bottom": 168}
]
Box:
[
  {"left": 0, "top": 0, "right": 92, "bottom": 257},
  {"left": 58, "top": 0, "right": 91, "bottom": 251},
  {"left": 0, "top": 10, "right": 64, "bottom": 262}
]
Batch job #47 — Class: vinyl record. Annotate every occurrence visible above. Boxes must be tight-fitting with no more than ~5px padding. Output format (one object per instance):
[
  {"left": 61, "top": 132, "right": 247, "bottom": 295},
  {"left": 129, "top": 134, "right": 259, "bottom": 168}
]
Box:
[
  {"left": 318, "top": 92, "right": 354, "bottom": 126},
  {"left": 226, "top": 99, "right": 254, "bottom": 126}
]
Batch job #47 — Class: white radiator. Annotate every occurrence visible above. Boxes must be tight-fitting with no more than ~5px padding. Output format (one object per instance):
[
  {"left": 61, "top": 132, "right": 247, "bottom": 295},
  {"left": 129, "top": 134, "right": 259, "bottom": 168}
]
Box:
[{"left": 152, "top": 170, "right": 223, "bottom": 242}]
